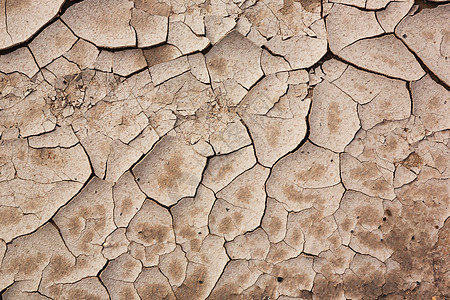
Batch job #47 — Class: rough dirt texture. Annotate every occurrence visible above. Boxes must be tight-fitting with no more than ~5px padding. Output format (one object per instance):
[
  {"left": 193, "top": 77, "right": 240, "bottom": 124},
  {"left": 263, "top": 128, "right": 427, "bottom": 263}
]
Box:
[{"left": 0, "top": 0, "right": 449, "bottom": 299}]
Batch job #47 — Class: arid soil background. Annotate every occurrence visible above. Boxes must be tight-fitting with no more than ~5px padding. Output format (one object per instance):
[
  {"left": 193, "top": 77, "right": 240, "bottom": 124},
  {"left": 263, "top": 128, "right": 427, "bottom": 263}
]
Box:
[{"left": 0, "top": 0, "right": 449, "bottom": 299}]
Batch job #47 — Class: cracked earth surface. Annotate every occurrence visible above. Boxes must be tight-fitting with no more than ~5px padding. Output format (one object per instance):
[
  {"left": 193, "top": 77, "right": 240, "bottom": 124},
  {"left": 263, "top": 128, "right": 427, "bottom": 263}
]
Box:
[{"left": 0, "top": 0, "right": 449, "bottom": 299}]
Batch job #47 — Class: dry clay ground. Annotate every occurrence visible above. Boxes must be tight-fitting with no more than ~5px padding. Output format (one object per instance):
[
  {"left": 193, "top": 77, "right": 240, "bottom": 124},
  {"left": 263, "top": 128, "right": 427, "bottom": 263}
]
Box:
[{"left": 0, "top": 0, "right": 449, "bottom": 299}]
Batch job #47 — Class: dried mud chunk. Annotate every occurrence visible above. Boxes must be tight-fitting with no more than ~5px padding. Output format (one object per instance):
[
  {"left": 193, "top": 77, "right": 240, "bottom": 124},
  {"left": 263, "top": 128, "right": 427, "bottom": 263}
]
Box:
[
  {"left": 238, "top": 274, "right": 279, "bottom": 299},
  {"left": 171, "top": 185, "right": 215, "bottom": 253},
  {"left": 358, "top": 88, "right": 411, "bottom": 130},
  {"left": 264, "top": 34, "right": 327, "bottom": 69},
  {"left": 100, "top": 253, "right": 141, "bottom": 299},
  {"left": 205, "top": 15, "right": 236, "bottom": 44},
  {"left": 134, "top": 267, "right": 176, "bottom": 300},
  {"left": 174, "top": 235, "right": 228, "bottom": 300},
  {"left": 12, "top": 140, "right": 89, "bottom": 183},
  {"left": 376, "top": 0, "right": 414, "bottom": 32},
  {"left": 4, "top": 0, "right": 64, "bottom": 49},
  {"left": 80, "top": 133, "right": 112, "bottom": 179},
  {"left": 132, "top": 134, "right": 207, "bottom": 206},
  {"left": 104, "top": 139, "right": 143, "bottom": 183},
  {"left": 159, "top": 245, "right": 188, "bottom": 287},
  {"left": 0, "top": 179, "right": 89, "bottom": 243},
  {"left": 412, "top": 74, "right": 450, "bottom": 132},
  {"left": 310, "top": 80, "right": 360, "bottom": 152},
  {"left": 314, "top": 245, "right": 355, "bottom": 276},
  {"left": 272, "top": 255, "right": 316, "bottom": 295},
  {"left": 101, "top": 228, "right": 130, "bottom": 260},
  {"left": 242, "top": 0, "right": 321, "bottom": 39},
  {"left": 0, "top": 223, "right": 66, "bottom": 291},
  {"left": 341, "top": 153, "right": 395, "bottom": 200},
  {"left": 0, "top": 47, "right": 39, "bottom": 78},
  {"left": 113, "top": 171, "right": 146, "bottom": 227},
  {"left": 205, "top": 31, "right": 263, "bottom": 90},
  {"left": 28, "top": 125, "right": 79, "bottom": 148},
  {"left": 261, "top": 49, "right": 291, "bottom": 75},
  {"left": 28, "top": 20, "right": 77, "bottom": 68},
  {"left": 261, "top": 198, "right": 289, "bottom": 243},
  {"left": 45, "top": 277, "right": 110, "bottom": 300},
  {"left": 64, "top": 39, "right": 99, "bottom": 70},
  {"left": 225, "top": 228, "right": 270, "bottom": 260},
  {"left": 267, "top": 141, "right": 340, "bottom": 190},
  {"left": 332, "top": 64, "right": 411, "bottom": 129},
  {"left": 131, "top": 8, "right": 167, "bottom": 48},
  {"left": 112, "top": 49, "right": 147, "bottom": 77},
  {"left": 133, "top": 0, "right": 171, "bottom": 16},
  {"left": 188, "top": 53, "right": 210, "bottom": 84},
  {"left": 208, "top": 260, "right": 264, "bottom": 298},
  {"left": 2, "top": 283, "right": 51, "bottom": 300},
  {"left": 149, "top": 55, "right": 190, "bottom": 86},
  {"left": 209, "top": 119, "right": 252, "bottom": 155},
  {"left": 243, "top": 90, "right": 311, "bottom": 167},
  {"left": 0, "top": 140, "right": 91, "bottom": 242},
  {"left": 326, "top": 3, "right": 384, "bottom": 52},
  {"left": 338, "top": 34, "right": 425, "bottom": 81},
  {"left": 396, "top": 4, "right": 450, "bottom": 86},
  {"left": 432, "top": 219, "right": 450, "bottom": 294},
  {"left": 202, "top": 145, "right": 256, "bottom": 192},
  {"left": 338, "top": 191, "right": 393, "bottom": 261},
  {"left": 0, "top": 82, "right": 57, "bottom": 137},
  {"left": 209, "top": 164, "right": 270, "bottom": 241},
  {"left": 343, "top": 254, "right": 386, "bottom": 300},
  {"left": 143, "top": 44, "right": 182, "bottom": 67},
  {"left": 238, "top": 75, "right": 310, "bottom": 166},
  {"left": 270, "top": 181, "right": 345, "bottom": 216},
  {"left": 0, "top": 0, "right": 10, "bottom": 49},
  {"left": 53, "top": 178, "right": 115, "bottom": 262},
  {"left": 168, "top": 21, "right": 210, "bottom": 54},
  {"left": 126, "top": 199, "right": 175, "bottom": 253},
  {"left": 62, "top": 0, "right": 136, "bottom": 48},
  {"left": 101, "top": 253, "right": 141, "bottom": 283},
  {"left": 288, "top": 209, "right": 338, "bottom": 255}
]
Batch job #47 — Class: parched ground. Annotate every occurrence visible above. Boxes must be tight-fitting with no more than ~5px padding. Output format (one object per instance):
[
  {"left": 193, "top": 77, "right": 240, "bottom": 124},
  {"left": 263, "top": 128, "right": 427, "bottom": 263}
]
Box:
[{"left": 0, "top": 0, "right": 449, "bottom": 299}]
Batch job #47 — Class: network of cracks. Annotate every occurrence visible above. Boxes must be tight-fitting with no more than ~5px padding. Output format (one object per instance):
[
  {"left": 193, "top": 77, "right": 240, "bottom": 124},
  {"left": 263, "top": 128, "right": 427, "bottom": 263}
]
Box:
[{"left": 0, "top": 0, "right": 449, "bottom": 299}]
